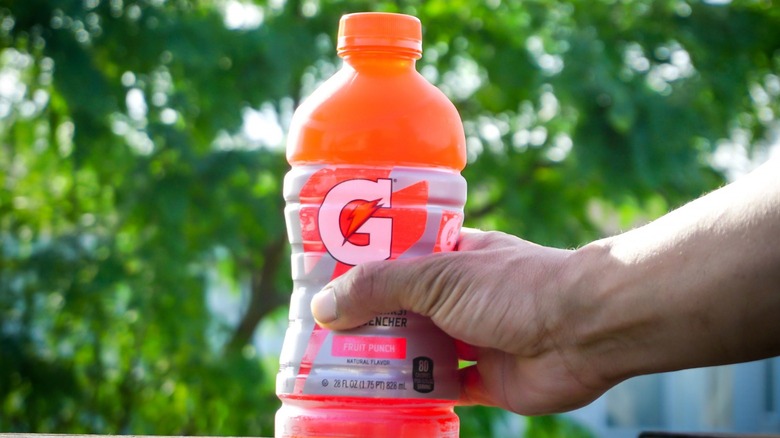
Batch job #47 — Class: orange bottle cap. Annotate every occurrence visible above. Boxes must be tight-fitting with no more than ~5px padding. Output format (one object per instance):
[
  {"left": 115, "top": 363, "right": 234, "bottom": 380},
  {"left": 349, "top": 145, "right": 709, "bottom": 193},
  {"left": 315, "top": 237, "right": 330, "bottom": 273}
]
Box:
[{"left": 337, "top": 12, "right": 422, "bottom": 57}]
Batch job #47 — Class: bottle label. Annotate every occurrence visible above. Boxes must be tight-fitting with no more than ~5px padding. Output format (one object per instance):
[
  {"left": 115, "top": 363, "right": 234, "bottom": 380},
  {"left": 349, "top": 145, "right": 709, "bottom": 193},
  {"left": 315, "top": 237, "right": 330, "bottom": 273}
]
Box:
[{"left": 278, "top": 165, "right": 466, "bottom": 399}]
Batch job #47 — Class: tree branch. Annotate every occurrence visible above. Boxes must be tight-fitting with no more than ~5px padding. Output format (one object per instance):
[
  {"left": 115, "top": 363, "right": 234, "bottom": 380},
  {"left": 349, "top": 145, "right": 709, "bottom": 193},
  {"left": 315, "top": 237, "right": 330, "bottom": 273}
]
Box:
[{"left": 224, "top": 236, "right": 288, "bottom": 355}]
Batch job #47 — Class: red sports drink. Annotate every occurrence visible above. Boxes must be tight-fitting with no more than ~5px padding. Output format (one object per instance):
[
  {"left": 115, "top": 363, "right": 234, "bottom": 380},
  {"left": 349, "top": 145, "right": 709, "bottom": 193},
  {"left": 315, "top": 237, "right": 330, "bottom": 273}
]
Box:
[{"left": 276, "top": 12, "right": 467, "bottom": 437}]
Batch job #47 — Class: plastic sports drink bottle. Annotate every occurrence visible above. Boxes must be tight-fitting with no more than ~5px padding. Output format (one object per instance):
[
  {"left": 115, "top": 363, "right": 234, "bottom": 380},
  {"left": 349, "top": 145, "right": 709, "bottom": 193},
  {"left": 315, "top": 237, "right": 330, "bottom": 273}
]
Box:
[{"left": 276, "top": 12, "right": 467, "bottom": 437}]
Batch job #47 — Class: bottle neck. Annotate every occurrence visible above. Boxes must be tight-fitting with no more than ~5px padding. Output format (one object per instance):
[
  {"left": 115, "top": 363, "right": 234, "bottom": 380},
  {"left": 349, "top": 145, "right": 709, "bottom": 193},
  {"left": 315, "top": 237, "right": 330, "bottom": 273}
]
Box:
[{"left": 340, "top": 50, "right": 419, "bottom": 71}]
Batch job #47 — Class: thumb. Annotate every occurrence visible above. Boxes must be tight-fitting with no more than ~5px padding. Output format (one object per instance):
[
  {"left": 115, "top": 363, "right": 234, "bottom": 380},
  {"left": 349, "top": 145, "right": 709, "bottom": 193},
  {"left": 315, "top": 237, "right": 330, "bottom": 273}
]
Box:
[
  {"left": 310, "top": 230, "right": 494, "bottom": 330},
  {"left": 310, "top": 255, "right": 452, "bottom": 330}
]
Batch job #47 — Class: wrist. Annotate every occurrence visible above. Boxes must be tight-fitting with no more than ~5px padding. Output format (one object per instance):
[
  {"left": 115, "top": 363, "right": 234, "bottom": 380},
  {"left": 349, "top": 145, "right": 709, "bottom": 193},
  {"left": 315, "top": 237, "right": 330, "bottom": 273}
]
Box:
[{"left": 557, "top": 237, "right": 663, "bottom": 388}]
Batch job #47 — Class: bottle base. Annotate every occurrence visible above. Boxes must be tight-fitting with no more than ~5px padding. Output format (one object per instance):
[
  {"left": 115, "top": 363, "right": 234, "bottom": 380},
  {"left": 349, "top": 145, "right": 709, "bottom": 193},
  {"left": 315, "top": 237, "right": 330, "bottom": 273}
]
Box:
[{"left": 275, "top": 394, "right": 459, "bottom": 438}]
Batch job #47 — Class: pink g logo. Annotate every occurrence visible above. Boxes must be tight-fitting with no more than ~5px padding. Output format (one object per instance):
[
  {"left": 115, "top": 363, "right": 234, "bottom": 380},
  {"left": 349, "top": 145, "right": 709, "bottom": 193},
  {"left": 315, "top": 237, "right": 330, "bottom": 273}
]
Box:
[{"left": 318, "top": 178, "right": 393, "bottom": 266}]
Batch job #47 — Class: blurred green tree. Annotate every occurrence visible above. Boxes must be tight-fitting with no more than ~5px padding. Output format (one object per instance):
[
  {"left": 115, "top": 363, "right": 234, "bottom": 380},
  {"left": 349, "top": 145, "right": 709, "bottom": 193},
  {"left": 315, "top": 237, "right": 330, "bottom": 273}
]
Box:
[{"left": 0, "top": 0, "right": 777, "bottom": 436}]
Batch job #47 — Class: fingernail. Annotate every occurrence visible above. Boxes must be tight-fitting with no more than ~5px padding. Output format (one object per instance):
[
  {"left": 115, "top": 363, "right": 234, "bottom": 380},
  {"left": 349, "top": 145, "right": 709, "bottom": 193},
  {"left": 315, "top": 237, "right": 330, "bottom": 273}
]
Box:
[{"left": 311, "top": 286, "right": 338, "bottom": 324}]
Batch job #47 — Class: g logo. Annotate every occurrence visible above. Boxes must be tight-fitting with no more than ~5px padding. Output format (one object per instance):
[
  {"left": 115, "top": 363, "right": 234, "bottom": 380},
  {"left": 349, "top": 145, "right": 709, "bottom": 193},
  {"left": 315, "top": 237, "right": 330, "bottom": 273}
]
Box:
[{"left": 318, "top": 178, "right": 393, "bottom": 266}]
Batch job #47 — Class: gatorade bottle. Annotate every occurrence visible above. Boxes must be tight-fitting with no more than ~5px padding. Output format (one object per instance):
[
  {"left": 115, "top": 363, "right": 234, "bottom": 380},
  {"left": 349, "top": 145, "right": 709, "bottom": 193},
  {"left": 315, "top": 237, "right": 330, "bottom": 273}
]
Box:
[{"left": 276, "top": 12, "right": 467, "bottom": 438}]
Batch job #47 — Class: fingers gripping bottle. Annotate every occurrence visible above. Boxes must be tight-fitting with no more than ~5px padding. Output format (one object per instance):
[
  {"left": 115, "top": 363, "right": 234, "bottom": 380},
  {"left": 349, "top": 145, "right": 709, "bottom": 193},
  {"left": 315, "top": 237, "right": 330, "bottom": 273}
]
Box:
[{"left": 276, "top": 12, "right": 467, "bottom": 438}]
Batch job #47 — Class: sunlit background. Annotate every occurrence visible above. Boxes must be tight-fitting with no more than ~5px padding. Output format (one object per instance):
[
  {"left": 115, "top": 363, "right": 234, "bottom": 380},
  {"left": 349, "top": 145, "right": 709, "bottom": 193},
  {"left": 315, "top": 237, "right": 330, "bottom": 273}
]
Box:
[{"left": 1, "top": 0, "right": 779, "bottom": 437}]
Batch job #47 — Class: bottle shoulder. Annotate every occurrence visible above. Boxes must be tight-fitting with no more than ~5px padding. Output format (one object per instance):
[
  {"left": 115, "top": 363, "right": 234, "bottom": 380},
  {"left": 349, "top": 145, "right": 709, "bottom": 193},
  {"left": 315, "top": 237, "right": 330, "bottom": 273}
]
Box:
[{"left": 287, "top": 67, "right": 466, "bottom": 169}]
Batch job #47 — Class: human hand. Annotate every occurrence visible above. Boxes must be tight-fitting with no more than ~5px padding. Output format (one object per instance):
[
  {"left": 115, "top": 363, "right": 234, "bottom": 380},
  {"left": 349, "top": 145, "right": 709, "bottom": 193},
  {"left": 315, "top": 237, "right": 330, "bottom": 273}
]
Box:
[
  {"left": 310, "top": 228, "right": 614, "bottom": 415},
  {"left": 310, "top": 159, "right": 780, "bottom": 415}
]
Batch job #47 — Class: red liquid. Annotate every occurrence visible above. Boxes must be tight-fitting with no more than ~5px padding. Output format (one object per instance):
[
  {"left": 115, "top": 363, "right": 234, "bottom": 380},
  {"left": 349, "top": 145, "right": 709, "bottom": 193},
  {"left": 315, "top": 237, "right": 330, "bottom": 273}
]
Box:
[{"left": 276, "top": 395, "right": 459, "bottom": 438}]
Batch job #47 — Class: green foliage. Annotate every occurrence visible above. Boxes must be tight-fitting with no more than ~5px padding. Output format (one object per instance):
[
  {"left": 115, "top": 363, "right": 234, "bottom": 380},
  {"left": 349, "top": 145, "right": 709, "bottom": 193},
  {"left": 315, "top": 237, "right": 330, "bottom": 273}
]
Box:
[
  {"left": 524, "top": 415, "right": 595, "bottom": 438},
  {"left": 0, "top": 0, "right": 778, "bottom": 436}
]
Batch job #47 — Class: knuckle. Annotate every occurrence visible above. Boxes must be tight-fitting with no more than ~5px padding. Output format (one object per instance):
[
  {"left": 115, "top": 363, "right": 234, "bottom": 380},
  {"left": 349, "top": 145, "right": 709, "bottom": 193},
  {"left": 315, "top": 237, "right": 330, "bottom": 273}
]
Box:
[
  {"left": 414, "top": 254, "right": 463, "bottom": 317},
  {"left": 461, "top": 230, "right": 509, "bottom": 251}
]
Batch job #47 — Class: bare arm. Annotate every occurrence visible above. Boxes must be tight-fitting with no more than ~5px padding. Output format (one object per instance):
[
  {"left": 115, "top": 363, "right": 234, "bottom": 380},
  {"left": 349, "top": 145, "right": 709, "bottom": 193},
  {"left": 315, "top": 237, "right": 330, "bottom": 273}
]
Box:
[
  {"left": 311, "top": 157, "right": 780, "bottom": 415},
  {"left": 569, "top": 157, "right": 780, "bottom": 383}
]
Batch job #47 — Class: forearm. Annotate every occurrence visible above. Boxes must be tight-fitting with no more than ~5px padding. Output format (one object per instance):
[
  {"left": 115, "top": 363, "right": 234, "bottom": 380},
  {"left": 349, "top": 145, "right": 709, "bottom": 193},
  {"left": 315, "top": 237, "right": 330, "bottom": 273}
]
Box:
[{"left": 566, "top": 158, "right": 780, "bottom": 386}]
